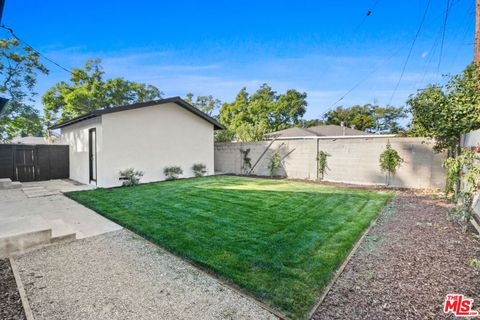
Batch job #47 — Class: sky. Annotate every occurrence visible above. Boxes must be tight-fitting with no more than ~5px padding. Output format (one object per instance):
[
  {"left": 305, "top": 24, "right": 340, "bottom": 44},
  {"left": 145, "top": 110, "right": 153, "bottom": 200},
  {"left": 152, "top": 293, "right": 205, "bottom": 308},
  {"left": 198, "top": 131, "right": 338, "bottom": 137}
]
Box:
[{"left": 3, "top": 0, "right": 477, "bottom": 120}]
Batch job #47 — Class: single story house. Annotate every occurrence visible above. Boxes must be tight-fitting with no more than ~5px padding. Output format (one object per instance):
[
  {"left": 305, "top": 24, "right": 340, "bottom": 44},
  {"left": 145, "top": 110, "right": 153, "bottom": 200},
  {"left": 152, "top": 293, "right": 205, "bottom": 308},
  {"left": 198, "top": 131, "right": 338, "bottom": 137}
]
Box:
[
  {"left": 264, "top": 124, "right": 373, "bottom": 139},
  {"left": 50, "top": 97, "right": 223, "bottom": 188}
]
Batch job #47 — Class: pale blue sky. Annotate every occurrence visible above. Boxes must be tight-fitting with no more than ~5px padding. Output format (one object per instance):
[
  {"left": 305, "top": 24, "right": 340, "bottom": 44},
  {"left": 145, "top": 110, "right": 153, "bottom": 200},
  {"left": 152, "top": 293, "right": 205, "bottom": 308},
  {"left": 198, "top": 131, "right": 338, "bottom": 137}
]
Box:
[{"left": 4, "top": 0, "right": 476, "bottom": 119}]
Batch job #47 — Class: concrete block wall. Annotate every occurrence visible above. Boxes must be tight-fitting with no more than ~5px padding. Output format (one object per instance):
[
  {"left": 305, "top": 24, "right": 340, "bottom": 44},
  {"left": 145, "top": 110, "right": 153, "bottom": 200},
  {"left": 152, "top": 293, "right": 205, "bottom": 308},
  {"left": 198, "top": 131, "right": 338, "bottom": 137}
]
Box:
[{"left": 215, "top": 137, "right": 446, "bottom": 189}]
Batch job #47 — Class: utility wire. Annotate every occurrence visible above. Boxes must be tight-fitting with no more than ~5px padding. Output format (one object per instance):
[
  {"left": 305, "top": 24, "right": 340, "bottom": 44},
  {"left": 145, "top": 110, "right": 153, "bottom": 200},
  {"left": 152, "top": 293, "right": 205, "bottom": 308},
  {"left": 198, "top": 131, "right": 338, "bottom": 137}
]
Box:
[
  {"left": 327, "top": 43, "right": 409, "bottom": 111},
  {"left": 324, "top": 0, "right": 383, "bottom": 113},
  {"left": 387, "top": 0, "right": 432, "bottom": 106},
  {"left": 437, "top": 0, "right": 451, "bottom": 73},
  {"left": 0, "top": 24, "right": 72, "bottom": 74}
]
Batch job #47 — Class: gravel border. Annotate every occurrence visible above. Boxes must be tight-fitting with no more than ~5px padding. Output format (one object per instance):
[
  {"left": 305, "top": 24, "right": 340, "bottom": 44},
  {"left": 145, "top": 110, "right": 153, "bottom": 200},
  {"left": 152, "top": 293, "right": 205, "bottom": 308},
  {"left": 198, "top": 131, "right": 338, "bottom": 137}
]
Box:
[
  {"left": 15, "top": 229, "right": 278, "bottom": 320},
  {"left": 0, "top": 258, "right": 26, "bottom": 320}
]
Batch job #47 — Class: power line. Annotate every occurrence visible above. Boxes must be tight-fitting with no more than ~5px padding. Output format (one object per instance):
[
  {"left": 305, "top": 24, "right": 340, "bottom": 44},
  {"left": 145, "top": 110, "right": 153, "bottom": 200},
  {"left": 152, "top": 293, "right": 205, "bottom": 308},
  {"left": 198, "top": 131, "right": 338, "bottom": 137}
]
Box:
[
  {"left": 437, "top": 0, "right": 451, "bottom": 73},
  {"left": 387, "top": 0, "right": 432, "bottom": 106},
  {"left": 0, "top": 24, "right": 72, "bottom": 74},
  {"left": 326, "top": 43, "right": 409, "bottom": 112}
]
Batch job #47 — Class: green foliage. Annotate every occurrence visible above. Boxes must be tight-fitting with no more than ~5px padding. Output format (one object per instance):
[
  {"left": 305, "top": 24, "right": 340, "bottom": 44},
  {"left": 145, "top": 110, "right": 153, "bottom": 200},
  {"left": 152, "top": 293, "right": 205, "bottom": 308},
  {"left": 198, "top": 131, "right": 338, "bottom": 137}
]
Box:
[
  {"left": 240, "top": 148, "right": 252, "bottom": 174},
  {"left": 407, "top": 63, "right": 480, "bottom": 153},
  {"left": 184, "top": 93, "right": 221, "bottom": 116},
  {"left": 268, "top": 151, "right": 282, "bottom": 177},
  {"left": 214, "top": 128, "right": 236, "bottom": 142},
  {"left": 379, "top": 142, "right": 404, "bottom": 185},
  {"left": 43, "top": 59, "right": 163, "bottom": 123},
  {"left": 316, "top": 150, "right": 330, "bottom": 180},
  {"left": 218, "top": 84, "right": 307, "bottom": 141},
  {"left": 470, "top": 258, "right": 480, "bottom": 270},
  {"left": 119, "top": 168, "right": 144, "bottom": 186},
  {"left": 443, "top": 148, "right": 480, "bottom": 195},
  {"left": 67, "top": 175, "right": 391, "bottom": 319},
  {"left": 192, "top": 163, "right": 207, "bottom": 177},
  {"left": 324, "top": 104, "right": 407, "bottom": 133},
  {"left": 163, "top": 166, "right": 183, "bottom": 180},
  {"left": 0, "top": 38, "right": 48, "bottom": 141},
  {"left": 444, "top": 149, "right": 480, "bottom": 226}
]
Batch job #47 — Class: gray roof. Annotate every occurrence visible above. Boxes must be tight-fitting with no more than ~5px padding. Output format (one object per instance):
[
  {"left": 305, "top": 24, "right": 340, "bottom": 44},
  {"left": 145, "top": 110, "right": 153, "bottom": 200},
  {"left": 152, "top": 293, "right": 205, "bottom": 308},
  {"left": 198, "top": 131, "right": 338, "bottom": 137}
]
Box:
[
  {"left": 49, "top": 97, "right": 224, "bottom": 130},
  {"left": 265, "top": 125, "right": 372, "bottom": 138}
]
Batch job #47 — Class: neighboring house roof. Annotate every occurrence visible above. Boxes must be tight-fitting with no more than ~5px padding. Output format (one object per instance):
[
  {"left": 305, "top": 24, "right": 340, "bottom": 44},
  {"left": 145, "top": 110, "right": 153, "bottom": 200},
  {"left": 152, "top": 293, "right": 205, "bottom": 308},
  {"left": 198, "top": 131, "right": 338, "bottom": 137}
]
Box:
[
  {"left": 306, "top": 125, "right": 373, "bottom": 136},
  {"left": 265, "top": 124, "right": 373, "bottom": 138},
  {"left": 49, "top": 97, "right": 224, "bottom": 130},
  {"left": 8, "top": 136, "right": 58, "bottom": 144},
  {"left": 264, "top": 127, "right": 317, "bottom": 138}
]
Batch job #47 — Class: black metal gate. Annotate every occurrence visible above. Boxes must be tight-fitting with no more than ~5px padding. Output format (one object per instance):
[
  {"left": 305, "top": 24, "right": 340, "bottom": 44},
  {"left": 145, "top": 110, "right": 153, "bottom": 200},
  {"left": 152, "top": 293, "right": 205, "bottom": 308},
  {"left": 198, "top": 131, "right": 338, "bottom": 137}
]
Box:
[{"left": 0, "top": 144, "right": 69, "bottom": 182}]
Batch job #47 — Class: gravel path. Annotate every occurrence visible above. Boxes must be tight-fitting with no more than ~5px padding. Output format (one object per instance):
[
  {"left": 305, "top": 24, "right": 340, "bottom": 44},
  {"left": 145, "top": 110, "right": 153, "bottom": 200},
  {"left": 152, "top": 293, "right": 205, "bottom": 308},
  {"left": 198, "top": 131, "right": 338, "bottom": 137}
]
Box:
[
  {"left": 312, "top": 192, "right": 480, "bottom": 319},
  {"left": 0, "top": 258, "right": 26, "bottom": 320},
  {"left": 14, "top": 230, "right": 277, "bottom": 320}
]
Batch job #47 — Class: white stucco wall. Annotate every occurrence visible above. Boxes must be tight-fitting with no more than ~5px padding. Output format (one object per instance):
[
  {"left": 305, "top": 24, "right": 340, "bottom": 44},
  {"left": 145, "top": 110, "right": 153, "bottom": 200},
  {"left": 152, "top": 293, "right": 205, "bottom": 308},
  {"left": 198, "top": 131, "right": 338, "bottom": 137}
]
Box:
[
  {"left": 60, "top": 117, "right": 103, "bottom": 185},
  {"left": 99, "top": 102, "right": 214, "bottom": 187}
]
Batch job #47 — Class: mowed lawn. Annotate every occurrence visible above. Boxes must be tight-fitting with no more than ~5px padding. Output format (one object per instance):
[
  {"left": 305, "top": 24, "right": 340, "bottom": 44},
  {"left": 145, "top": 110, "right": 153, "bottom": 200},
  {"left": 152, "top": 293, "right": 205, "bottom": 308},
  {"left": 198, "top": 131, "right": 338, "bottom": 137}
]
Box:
[{"left": 67, "top": 176, "right": 391, "bottom": 319}]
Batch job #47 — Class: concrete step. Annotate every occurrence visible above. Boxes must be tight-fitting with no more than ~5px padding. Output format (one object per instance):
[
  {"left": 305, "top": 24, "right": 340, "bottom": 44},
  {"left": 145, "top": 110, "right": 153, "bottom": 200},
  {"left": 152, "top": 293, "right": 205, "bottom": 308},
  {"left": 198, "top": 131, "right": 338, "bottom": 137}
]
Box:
[
  {"left": 0, "top": 216, "right": 77, "bottom": 257},
  {"left": 0, "top": 229, "right": 52, "bottom": 257},
  {"left": 10, "top": 181, "right": 22, "bottom": 189},
  {"left": 0, "top": 178, "right": 12, "bottom": 189},
  {"left": 48, "top": 219, "right": 77, "bottom": 239}
]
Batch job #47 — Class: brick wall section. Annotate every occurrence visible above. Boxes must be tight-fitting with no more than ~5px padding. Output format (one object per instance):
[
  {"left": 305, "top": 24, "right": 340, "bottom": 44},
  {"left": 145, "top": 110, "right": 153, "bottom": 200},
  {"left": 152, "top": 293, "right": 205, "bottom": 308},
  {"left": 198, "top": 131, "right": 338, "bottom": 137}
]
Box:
[{"left": 215, "top": 136, "right": 446, "bottom": 189}]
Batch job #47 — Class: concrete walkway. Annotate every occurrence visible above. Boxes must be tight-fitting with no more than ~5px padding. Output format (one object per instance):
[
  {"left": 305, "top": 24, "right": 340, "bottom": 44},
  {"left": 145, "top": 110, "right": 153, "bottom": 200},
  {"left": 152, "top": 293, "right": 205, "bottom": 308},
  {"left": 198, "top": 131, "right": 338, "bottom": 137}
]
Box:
[
  {"left": 0, "top": 179, "right": 121, "bottom": 240},
  {"left": 14, "top": 230, "right": 277, "bottom": 320}
]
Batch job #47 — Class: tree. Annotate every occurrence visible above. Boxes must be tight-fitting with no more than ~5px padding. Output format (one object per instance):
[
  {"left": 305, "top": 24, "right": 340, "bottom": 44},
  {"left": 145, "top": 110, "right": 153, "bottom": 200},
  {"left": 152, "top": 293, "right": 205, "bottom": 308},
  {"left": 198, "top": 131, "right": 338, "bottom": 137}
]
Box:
[
  {"left": 323, "top": 104, "right": 407, "bottom": 133},
  {"left": 184, "top": 93, "right": 221, "bottom": 116},
  {"left": 407, "top": 63, "right": 480, "bottom": 198},
  {"left": 407, "top": 63, "right": 480, "bottom": 154},
  {"left": 0, "top": 39, "right": 48, "bottom": 141},
  {"left": 218, "top": 84, "right": 307, "bottom": 141},
  {"left": 43, "top": 59, "right": 163, "bottom": 124},
  {"left": 379, "top": 142, "right": 403, "bottom": 186}
]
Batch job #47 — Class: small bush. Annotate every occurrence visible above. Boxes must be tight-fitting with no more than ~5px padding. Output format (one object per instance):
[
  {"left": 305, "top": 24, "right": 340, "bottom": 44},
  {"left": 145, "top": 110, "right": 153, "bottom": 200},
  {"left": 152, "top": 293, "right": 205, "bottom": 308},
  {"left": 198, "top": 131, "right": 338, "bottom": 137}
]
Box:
[
  {"left": 316, "top": 150, "right": 330, "bottom": 180},
  {"left": 119, "top": 168, "right": 144, "bottom": 186},
  {"left": 379, "top": 142, "right": 403, "bottom": 186},
  {"left": 192, "top": 163, "right": 207, "bottom": 177},
  {"left": 268, "top": 151, "right": 282, "bottom": 177},
  {"left": 164, "top": 166, "right": 183, "bottom": 180}
]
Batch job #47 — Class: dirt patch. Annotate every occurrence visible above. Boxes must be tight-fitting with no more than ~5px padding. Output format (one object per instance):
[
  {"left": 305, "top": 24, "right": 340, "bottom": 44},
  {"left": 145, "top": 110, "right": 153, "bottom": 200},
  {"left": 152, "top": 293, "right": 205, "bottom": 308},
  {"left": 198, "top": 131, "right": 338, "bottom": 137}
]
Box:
[
  {"left": 0, "top": 258, "right": 26, "bottom": 320},
  {"left": 312, "top": 191, "right": 480, "bottom": 319}
]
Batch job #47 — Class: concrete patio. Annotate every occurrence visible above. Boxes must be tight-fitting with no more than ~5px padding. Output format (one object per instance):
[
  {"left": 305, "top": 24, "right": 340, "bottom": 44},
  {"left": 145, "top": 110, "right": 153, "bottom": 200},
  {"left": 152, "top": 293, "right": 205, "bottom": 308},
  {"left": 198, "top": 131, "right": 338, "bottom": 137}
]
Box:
[{"left": 0, "top": 179, "right": 121, "bottom": 256}]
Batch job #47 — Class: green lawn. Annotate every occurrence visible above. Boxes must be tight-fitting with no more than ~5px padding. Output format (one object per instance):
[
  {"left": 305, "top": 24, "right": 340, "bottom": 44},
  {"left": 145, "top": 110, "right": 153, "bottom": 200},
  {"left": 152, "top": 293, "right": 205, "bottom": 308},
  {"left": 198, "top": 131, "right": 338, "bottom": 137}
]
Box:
[{"left": 67, "top": 176, "right": 391, "bottom": 319}]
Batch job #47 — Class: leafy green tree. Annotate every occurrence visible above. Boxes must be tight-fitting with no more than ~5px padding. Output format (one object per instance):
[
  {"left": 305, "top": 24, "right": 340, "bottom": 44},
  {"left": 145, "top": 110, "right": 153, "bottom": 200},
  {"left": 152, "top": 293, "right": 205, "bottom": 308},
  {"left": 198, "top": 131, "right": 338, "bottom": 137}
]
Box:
[
  {"left": 218, "top": 84, "right": 307, "bottom": 141},
  {"left": 43, "top": 59, "right": 163, "bottom": 123},
  {"left": 408, "top": 63, "right": 480, "bottom": 199},
  {"left": 407, "top": 63, "right": 480, "bottom": 154},
  {"left": 324, "top": 104, "right": 407, "bottom": 133},
  {"left": 0, "top": 39, "right": 48, "bottom": 141},
  {"left": 379, "top": 142, "right": 403, "bottom": 186},
  {"left": 185, "top": 93, "right": 221, "bottom": 116}
]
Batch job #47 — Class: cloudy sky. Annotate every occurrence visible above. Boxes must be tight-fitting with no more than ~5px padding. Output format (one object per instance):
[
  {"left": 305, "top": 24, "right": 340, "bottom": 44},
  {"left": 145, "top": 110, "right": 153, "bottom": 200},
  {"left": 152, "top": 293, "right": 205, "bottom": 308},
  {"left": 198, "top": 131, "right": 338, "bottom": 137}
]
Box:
[{"left": 4, "top": 0, "right": 476, "bottom": 119}]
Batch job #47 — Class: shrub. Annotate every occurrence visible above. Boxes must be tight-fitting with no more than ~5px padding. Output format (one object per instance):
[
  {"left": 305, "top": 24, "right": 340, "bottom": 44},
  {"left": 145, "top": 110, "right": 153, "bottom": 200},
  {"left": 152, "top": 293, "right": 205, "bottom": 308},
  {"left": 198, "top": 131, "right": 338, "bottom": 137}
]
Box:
[
  {"left": 164, "top": 166, "right": 183, "bottom": 180},
  {"left": 268, "top": 151, "right": 282, "bottom": 177},
  {"left": 379, "top": 142, "right": 403, "bottom": 186},
  {"left": 192, "top": 163, "right": 207, "bottom": 177},
  {"left": 316, "top": 150, "right": 330, "bottom": 180},
  {"left": 119, "top": 168, "right": 144, "bottom": 186}
]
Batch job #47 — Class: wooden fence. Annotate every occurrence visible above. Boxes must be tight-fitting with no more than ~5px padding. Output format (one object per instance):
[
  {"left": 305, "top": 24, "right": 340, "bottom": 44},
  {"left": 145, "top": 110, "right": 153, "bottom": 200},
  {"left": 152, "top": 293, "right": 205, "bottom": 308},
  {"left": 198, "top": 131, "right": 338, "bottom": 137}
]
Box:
[{"left": 0, "top": 144, "right": 69, "bottom": 182}]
